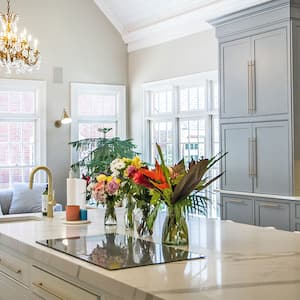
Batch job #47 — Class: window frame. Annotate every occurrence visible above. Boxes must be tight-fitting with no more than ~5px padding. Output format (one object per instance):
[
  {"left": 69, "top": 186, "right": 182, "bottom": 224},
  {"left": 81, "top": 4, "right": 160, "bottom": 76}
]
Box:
[
  {"left": 142, "top": 71, "right": 218, "bottom": 164},
  {"left": 70, "top": 82, "right": 126, "bottom": 164},
  {"left": 0, "top": 79, "right": 47, "bottom": 187}
]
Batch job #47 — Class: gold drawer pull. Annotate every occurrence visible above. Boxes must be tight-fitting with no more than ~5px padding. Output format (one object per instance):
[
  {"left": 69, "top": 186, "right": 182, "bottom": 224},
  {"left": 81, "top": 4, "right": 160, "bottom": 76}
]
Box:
[
  {"left": 32, "top": 281, "right": 67, "bottom": 300},
  {"left": 0, "top": 258, "right": 22, "bottom": 274},
  {"left": 260, "top": 203, "right": 281, "bottom": 209},
  {"left": 228, "top": 199, "right": 245, "bottom": 204}
]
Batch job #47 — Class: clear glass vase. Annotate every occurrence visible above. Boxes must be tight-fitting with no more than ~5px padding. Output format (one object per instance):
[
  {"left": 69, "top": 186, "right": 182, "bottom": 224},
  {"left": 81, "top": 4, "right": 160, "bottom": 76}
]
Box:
[
  {"left": 124, "top": 195, "right": 135, "bottom": 230},
  {"left": 136, "top": 205, "right": 153, "bottom": 237},
  {"left": 104, "top": 200, "right": 117, "bottom": 226},
  {"left": 162, "top": 205, "right": 188, "bottom": 246}
]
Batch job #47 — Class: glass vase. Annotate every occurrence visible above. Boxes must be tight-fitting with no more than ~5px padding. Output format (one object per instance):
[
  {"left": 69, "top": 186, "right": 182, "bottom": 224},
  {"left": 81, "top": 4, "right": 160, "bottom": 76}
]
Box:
[
  {"left": 162, "top": 205, "right": 188, "bottom": 246},
  {"left": 104, "top": 200, "right": 117, "bottom": 226},
  {"left": 124, "top": 195, "right": 135, "bottom": 230},
  {"left": 136, "top": 205, "right": 153, "bottom": 237}
]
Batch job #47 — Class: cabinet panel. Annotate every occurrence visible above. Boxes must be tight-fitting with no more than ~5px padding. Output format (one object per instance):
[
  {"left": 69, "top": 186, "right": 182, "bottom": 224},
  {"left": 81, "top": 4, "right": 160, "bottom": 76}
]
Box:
[
  {"left": 222, "top": 195, "right": 254, "bottom": 225},
  {"left": 31, "top": 266, "right": 99, "bottom": 300},
  {"left": 0, "top": 271, "right": 29, "bottom": 299},
  {"left": 253, "top": 28, "right": 288, "bottom": 115},
  {"left": 221, "top": 38, "right": 251, "bottom": 117},
  {"left": 255, "top": 200, "right": 290, "bottom": 230},
  {"left": 221, "top": 124, "right": 252, "bottom": 192},
  {"left": 253, "top": 121, "right": 290, "bottom": 195}
]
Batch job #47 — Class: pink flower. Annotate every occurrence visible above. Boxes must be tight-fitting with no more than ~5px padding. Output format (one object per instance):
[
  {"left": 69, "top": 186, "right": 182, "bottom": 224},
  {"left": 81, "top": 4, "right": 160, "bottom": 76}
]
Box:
[
  {"left": 94, "top": 181, "right": 105, "bottom": 192},
  {"left": 126, "top": 165, "right": 138, "bottom": 178},
  {"left": 106, "top": 179, "right": 120, "bottom": 195}
]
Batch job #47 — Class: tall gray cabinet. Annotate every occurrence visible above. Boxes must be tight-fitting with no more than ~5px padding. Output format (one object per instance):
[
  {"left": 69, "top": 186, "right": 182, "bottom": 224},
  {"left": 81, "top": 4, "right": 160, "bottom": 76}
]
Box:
[{"left": 210, "top": 0, "right": 300, "bottom": 231}]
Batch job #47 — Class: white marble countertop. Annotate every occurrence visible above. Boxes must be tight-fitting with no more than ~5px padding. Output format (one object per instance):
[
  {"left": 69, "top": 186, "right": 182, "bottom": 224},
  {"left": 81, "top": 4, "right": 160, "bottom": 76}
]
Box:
[{"left": 0, "top": 209, "right": 300, "bottom": 300}]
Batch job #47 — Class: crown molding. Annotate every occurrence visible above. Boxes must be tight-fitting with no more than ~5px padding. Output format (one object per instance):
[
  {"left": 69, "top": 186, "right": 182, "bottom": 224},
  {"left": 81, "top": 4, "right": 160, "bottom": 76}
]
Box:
[{"left": 94, "top": 0, "right": 271, "bottom": 52}]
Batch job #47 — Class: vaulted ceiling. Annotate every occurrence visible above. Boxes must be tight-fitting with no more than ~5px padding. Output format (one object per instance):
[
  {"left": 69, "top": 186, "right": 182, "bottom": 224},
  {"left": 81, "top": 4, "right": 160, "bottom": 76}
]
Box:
[{"left": 94, "top": 0, "right": 271, "bottom": 52}]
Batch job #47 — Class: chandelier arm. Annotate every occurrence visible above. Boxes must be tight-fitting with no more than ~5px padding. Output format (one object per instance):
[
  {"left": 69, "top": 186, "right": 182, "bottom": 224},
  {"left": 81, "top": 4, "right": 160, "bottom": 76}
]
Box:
[{"left": 7, "top": 0, "right": 10, "bottom": 16}]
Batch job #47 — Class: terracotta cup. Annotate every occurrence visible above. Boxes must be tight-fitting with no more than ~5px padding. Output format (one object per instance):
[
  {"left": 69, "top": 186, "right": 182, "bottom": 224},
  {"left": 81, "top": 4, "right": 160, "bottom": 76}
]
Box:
[{"left": 65, "top": 205, "right": 80, "bottom": 221}]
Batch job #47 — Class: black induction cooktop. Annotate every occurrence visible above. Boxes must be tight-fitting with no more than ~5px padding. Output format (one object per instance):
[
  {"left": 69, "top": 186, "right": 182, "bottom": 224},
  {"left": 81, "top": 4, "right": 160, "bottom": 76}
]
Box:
[{"left": 36, "top": 233, "right": 205, "bottom": 270}]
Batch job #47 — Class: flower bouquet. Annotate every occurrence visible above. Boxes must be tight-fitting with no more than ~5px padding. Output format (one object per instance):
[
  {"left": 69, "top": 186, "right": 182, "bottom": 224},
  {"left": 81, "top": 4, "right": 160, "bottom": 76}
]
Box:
[
  {"left": 133, "top": 144, "right": 225, "bottom": 245},
  {"left": 88, "top": 174, "right": 121, "bottom": 226},
  {"left": 110, "top": 156, "right": 146, "bottom": 230}
]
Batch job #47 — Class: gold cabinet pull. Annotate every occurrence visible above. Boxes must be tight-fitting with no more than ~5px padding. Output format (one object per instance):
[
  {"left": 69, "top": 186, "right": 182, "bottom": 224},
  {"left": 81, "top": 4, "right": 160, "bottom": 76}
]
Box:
[
  {"left": 228, "top": 199, "right": 246, "bottom": 204},
  {"left": 260, "top": 203, "right": 281, "bottom": 209},
  {"left": 247, "top": 60, "right": 252, "bottom": 113},
  {"left": 0, "top": 258, "right": 22, "bottom": 274},
  {"left": 251, "top": 60, "right": 256, "bottom": 112},
  {"left": 32, "top": 281, "right": 67, "bottom": 300}
]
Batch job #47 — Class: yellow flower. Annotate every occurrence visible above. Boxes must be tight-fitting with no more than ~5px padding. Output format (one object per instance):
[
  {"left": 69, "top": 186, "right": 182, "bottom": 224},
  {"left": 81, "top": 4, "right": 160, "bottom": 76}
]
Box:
[
  {"left": 131, "top": 156, "right": 142, "bottom": 169},
  {"left": 106, "top": 176, "right": 113, "bottom": 182},
  {"left": 122, "top": 157, "right": 131, "bottom": 163},
  {"left": 115, "top": 178, "right": 121, "bottom": 184},
  {"left": 96, "top": 174, "right": 107, "bottom": 182}
]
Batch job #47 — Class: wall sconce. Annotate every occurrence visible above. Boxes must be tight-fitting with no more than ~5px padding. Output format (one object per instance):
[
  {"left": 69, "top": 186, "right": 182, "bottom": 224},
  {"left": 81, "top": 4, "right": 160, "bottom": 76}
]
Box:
[{"left": 54, "top": 108, "right": 72, "bottom": 128}]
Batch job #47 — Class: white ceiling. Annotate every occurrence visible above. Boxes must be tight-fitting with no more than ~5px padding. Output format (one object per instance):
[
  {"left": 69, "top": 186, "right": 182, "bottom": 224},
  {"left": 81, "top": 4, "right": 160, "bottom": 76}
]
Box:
[{"left": 94, "top": 0, "right": 271, "bottom": 52}]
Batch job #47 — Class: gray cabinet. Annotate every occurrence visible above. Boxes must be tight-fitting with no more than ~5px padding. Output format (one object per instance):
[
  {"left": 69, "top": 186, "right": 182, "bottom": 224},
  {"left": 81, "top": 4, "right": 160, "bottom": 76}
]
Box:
[
  {"left": 255, "top": 199, "right": 290, "bottom": 230},
  {"left": 253, "top": 121, "right": 290, "bottom": 195},
  {"left": 221, "top": 123, "right": 252, "bottom": 192},
  {"left": 253, "top": 28, "right": 289, "bottom": 116},
  {"left": 221, "top": 38, "right": 251, "bottom": 118},
  {"left": 221, "top": 121, "right": 290, "bottom": 195},
  {"left": 222, "top": 195, "right": 254, "bottom": 225},
  {"left": 220, "top": 27, "right": 288, "bottom": 119}
]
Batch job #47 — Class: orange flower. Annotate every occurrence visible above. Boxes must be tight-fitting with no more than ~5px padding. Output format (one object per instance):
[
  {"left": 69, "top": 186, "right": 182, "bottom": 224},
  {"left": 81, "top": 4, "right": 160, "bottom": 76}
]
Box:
[{"left": 139, "top": 161, "right": 170, "bottom": 190}]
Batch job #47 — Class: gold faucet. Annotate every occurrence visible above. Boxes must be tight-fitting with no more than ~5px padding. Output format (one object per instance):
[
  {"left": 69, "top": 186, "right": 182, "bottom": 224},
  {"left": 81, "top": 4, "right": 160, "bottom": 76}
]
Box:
[{"left": 29, "top": 166, "right": 56, "bottom": 218}]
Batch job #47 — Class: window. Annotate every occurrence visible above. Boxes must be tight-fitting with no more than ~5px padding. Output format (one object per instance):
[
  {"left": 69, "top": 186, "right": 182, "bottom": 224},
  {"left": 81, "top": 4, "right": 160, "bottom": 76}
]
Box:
[
  {"left": 143, "top": 71, "right": 218, "bottom": 165},
  {"left": 71, "top": 83, "right": 126, "bottom": 163},
  {"left": 0, "top": 79, "right": 46, "bottom": 188},
  {"left": 143, "top": 72, "right": 219, "bottom": 217}
]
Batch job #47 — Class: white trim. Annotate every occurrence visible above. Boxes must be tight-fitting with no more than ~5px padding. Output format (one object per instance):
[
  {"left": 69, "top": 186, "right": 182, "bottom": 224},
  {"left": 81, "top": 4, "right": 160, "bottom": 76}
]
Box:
[{"left": 94, "top": 0, "right": 270, "bottom": 52}]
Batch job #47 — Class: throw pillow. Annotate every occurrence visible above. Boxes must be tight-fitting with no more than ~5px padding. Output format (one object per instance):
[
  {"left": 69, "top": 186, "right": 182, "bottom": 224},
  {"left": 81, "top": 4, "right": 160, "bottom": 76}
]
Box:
[{"left": 9, "top": 183, "right": 46, "bottom": 214}]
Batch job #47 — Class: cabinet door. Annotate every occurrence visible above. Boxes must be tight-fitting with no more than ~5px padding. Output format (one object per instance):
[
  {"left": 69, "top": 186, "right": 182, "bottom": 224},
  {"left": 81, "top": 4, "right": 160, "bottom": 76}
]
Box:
[
  {"left": 255, "top": 200, "right": 290, "bottom": 230},
  {"left": 253, "top": 28, "right": 289, "bottom": 115},
  {"left": 221, "top": 38, "right": 251, "bottom": 118},
  {"left": 0, "top": 271, "right": 29, "bottom": 299},
  {"left": 253, "top": 121, "right": 290, "bottom": 195},
  {"left": 222, "top": 195, "right": 254, "bottom": 225},
  {"left": 221, "top": 123, "right": 252, "bottom": 192}
]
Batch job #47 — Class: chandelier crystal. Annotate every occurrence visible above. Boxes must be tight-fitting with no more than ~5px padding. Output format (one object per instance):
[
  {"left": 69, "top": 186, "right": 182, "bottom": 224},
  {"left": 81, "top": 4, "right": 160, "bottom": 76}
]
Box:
[{"left": 0, "top": 0, "right": 40, "bottom": 74}]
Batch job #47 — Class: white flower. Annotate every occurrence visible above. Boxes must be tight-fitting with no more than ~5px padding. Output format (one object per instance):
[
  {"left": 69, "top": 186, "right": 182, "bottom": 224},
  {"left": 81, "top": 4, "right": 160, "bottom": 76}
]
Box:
[{"left": 110, "top": 158, "right": 125, "bottom": 173}]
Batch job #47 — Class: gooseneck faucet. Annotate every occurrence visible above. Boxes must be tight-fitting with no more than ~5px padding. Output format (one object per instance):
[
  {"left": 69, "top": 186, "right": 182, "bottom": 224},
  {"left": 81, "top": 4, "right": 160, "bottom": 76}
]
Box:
[{"left": 29, "top": 166, "right": 56, "bottom": 218}]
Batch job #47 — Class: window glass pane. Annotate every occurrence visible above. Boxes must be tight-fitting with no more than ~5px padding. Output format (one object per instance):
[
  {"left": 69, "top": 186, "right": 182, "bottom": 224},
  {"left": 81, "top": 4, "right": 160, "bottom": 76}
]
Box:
[
  {"left": 78, "top": 122, "right": 116, "bottom": 140},
  {"left": 179, "top": 88, "right": 188, "bottom": 112},
  {"left": 150, "top": 90, "right": 172, "bottom": 115},
  {"left": 150, "top": 120, "right": 173, "bottom": 165},
  {"left": 179, "top": 84, "right": 205, "bottom": 112},
  {"left": 0, "top": 91, "right": 35, "bottom": 114},
  {"left": 179, "top": 119, "right": 205, "bottom": 163},
  {"left": 212, "top": 80, "right": 218, "bottom": 110},
  {"left": 78, "top": 93, "right": 117, "bottom": 116},
  {"left": 0, "top": 121, "right": 35, "bottom": 167}
]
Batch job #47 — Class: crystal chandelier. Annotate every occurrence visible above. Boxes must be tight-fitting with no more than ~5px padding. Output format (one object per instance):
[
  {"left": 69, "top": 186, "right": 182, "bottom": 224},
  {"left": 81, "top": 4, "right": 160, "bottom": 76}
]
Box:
[{"left": 0, "top": 0, "right": 40, "bottom": 74}]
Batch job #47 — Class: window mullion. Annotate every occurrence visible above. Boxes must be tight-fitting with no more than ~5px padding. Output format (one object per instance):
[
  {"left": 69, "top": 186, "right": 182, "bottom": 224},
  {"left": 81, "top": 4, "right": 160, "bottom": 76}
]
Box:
[{"left": 173, "top": 86, "right": 179, "bottom": 163}]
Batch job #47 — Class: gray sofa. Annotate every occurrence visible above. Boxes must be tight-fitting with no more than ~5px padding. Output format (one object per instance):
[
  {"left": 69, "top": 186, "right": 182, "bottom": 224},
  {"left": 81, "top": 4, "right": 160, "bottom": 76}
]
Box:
[{"left": 0, "top": 189, "right": 62, "bottom": 215}]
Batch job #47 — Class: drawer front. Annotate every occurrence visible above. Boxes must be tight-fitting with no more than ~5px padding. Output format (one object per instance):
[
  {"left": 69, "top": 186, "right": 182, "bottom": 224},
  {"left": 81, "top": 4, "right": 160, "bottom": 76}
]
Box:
[
  {"left": 0, "top": 271, "right": 30, "bottom": 299},
  {"left": 255, "top": 200, "right": 290, "bottom": 231},
  {"left": 295, "top": 204, "right": 300, "bottom": 219},
  {"left": 31, "top": 266, "right": 99, "bottom": 300},
  {"left": 0, "top": 246, "right": 30, "bottom": 286},
  {"left": 222, "top": 196, "right": 254, "bottom": 225}
]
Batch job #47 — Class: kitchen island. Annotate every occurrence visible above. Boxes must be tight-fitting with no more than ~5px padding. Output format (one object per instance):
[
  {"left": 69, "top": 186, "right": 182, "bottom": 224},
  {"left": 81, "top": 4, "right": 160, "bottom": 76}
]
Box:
[{"left": 0, "top": 209, "right": 299, "bottom": 300}]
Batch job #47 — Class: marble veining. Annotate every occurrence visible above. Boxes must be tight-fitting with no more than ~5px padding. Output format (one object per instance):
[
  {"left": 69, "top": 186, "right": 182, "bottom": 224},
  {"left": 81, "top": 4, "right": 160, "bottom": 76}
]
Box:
[{"left": 0, "top": 209, "right": 300, "bottom": 299}]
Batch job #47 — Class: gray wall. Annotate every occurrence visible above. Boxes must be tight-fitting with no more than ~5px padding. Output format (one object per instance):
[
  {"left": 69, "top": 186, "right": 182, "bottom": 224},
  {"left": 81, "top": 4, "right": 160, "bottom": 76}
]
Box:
[
  {"left": 128, "top": 30, "right": 218, "bottom": 154},
  {"left": 0, "top": 0, "right": 128, "bottom": 204}
]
